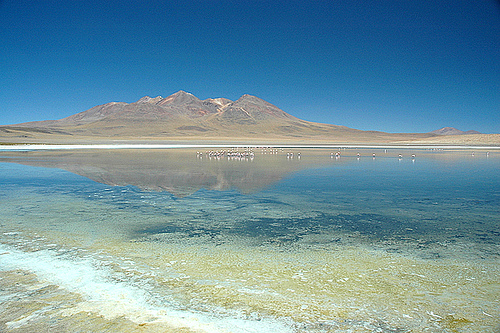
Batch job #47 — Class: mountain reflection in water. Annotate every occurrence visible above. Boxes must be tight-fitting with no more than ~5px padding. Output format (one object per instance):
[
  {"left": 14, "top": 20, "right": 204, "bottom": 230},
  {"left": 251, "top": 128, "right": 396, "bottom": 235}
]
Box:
[{"left": 0, "top": 148, "right": 335, "bottom": 196}]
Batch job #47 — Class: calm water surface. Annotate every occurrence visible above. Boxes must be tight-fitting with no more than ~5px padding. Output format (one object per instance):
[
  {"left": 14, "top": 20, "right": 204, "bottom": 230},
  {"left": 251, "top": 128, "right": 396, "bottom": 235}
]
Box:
[{"left": 0, "top": 148, "right": 498, "bottom": 332}]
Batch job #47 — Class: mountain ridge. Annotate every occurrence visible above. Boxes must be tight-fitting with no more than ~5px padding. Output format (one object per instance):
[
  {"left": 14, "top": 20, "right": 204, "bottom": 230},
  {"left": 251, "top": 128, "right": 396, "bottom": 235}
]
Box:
[
  {"left": 10, "top": 91, "right": 349, "bottom": 136},
  {"left": 3, "top": 91, "right": 492, "bottom": 144}
]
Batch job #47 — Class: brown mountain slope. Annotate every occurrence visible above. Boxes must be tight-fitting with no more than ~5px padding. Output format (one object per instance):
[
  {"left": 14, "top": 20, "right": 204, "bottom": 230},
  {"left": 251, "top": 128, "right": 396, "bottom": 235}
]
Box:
[
  {"left": 8, "top": 91, "right": 356, "bottom": 137},
  {"left": 1, "top": 90, "right": 448, "bottom": 144}
]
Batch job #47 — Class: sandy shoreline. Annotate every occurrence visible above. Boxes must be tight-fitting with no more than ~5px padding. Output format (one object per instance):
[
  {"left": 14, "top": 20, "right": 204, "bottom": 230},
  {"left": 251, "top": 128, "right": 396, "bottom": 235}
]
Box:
[{"left": 0, "top": 143, "right": 499, "bottom": 151}]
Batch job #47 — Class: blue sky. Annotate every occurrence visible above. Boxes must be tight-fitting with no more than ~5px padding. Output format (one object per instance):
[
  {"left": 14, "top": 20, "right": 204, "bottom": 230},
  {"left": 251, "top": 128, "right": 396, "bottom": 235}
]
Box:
[{"left": 1, "top": 0, "right": 499, "bottom": 133}]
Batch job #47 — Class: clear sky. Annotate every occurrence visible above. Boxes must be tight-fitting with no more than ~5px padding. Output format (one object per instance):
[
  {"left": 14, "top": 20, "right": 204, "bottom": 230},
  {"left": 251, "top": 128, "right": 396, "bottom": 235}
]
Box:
[{"left": 1, "top": 0, "right": 499, "bottom": 133}]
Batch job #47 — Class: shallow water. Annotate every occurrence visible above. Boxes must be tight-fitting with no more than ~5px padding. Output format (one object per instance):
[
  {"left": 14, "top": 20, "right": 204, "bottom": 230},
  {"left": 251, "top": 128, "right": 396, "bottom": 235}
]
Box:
[{"left": 0, "top": 148, "right": 499, "bottom": 332}]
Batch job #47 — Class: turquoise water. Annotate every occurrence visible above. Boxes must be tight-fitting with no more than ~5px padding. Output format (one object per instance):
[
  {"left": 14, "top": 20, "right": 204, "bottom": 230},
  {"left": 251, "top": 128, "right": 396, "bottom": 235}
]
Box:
[{"left": 0, "top": 148, "right": 498, "bottom": 332}]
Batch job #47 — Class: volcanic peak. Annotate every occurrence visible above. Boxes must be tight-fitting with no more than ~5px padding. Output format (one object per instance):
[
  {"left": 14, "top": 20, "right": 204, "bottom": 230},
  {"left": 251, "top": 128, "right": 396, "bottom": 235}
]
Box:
[{"left": 431, "top": 127, "right": 481, "bottom": 135}]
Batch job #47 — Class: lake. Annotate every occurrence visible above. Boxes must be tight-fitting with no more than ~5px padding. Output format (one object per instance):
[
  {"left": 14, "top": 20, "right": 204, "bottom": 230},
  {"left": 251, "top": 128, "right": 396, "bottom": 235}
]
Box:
[{"left": 0, "top": 147, "right": 498, "bottom": 332}]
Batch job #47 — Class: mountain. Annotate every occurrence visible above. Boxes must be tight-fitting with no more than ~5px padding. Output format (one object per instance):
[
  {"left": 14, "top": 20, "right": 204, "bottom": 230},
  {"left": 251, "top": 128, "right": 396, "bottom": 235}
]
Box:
[
  {"left": 21, "top": 91, "right": 304, "bottom": 126},
  {"left": 5, "top": 91, "right": 351, "bottom": 137},
  {"left": 2, "top": 91, "right": 440, "bottom": 143},
  {"left": 430, "top": 127, "right": 481, "bottom": 135}
]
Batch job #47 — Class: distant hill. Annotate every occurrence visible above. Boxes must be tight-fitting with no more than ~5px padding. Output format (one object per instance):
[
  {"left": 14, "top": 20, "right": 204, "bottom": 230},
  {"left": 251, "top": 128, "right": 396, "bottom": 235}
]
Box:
[{"left": 430, "top": 127, "right": 481, "bottom": 135}]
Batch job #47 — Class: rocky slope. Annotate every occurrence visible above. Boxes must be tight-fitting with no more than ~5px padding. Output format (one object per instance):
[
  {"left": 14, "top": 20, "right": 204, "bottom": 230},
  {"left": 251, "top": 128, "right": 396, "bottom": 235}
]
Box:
[
  {"left": 2, "top": 91, "right": 446, "bottom": 143},
  {"left": 5, "top": 91, "right": 363, "bottom": 138}
]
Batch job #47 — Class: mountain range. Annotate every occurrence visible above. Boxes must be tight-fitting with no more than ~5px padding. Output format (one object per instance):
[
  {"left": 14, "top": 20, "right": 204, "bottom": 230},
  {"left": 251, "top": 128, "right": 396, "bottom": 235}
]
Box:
[
  {"left": 0, "top": 91, "right": 491, "bottom": 144},
  {"left": 9, "top": 90, "right": 359, "bottom": 138}
]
